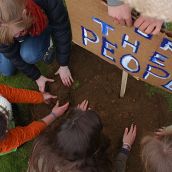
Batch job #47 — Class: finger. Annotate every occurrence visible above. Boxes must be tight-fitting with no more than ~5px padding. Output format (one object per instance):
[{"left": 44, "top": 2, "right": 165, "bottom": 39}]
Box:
[
  {"left": 69, "top": 75, "right": 74, "bottom": 83},
  {"left": 77, "top": 104, "right": 80, "bottom": 109},
  {"left": 125, "top": 17, "right": 132, "bottom": 27},
  {"left": 129, "top": 124, "right": 134, "bottom": 134},
  {"left": 157, "top": 128, "right": 164, "bottom": 132},
  {"left": 80, "top": 100, "right": 88, "bottom": 110},
  {"left": 65, "top": 77, "right": 71, "bottom": 87},
  {"left": 44, "top": 100, "right": 50, "bottom": 104},
  {"left": 40, "top": 86, "right": 44, "bottom": 93},
  {"left": 62, "top": 78, "right": 68, "bottom": 86},
  {"left": 144, "top": 24, "right": 155, "bottom": 34},
  {"left": 66, "top": 78, "right": 71, "bottom": 87},
  {"left": 80, "top": 100, "right": 87, "bottom": 109},
  {"left": 152, "top": 25, "right": 161, "bottom": 35},
  {"left": 47, "top": 78, "right": 55, "bottom": 82},
  {"left": 55, "top": 100, "right": 59, "bottom": 107},
  {"left": 113, "top": 18, "right": 120, "bottom": 25},
  {"left": 124, "top": 128, "right": 128, "bottom": 137},
  {"left": 119, "top": 19, "right": 125, "bottom": 26},
  {"left": 54, "top": 70, "right": 59, "bottom": 75},
  {"left": 133, "top": 125, "right": 137, "bottom": 137},
  {"left": 134, "top": 16, "right": 144, "bottom": 28},
  {"left": 155, "top": 132, "right": 164, "bottom": 136},
  {"left": 61, "top": 102, "right": 69, "bottom": 110},
  {"left": 62, "top": 78, "right": 69, "bottom": 87},
  {"left": 138, "top": 21, "right": 150, "bottom": 32},
  {"left": 51, "top": 95, "right": 57, "bottom": 99},
  {"left": 83, "top": 100, "right": 89, "bottom": 110}
]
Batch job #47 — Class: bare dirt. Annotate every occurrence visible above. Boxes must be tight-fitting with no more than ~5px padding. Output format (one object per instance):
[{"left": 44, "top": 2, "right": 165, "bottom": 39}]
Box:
[{"left": 31, "top": 44, "right": 172, "bottom": 172}]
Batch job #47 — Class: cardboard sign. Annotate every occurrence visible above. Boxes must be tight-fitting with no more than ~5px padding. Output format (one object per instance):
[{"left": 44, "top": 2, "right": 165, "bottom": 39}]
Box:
[{"left": 66, "top": 0, "right": 172, "bottom": 94}]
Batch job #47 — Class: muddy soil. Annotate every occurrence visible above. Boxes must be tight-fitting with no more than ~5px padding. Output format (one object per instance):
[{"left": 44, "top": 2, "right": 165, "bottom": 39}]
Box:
[{"left": 31, "top": 44, "right": 172, "bottom": 172}]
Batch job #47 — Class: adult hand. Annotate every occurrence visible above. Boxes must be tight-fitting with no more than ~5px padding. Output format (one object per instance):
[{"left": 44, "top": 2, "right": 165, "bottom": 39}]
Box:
[
  {"left": 55, "top": 66, "right": 74, "bottom": 87},
  {"left": 134, "top": 16, "right": 163, "bottom": 35},
  {"left": 123, "top": 124, "right": 137, "bottom": 150},
  {"left": 108, "top": 4, "right": 132, "bottom": 26},
  {"left": 51, "top": 101, "right": 69, "bottom": 117},
  {"left": 42, "top": 92, "right": 57, "bottom": 104},
  {"left": 36, "top": 75, "right": 54, "bottom": 92},
  {"left": 77, "top": 100, "right": 89, "bottom": 111},
  {"left": 155, "top": 125, "right": 172, "bottom": 137}
]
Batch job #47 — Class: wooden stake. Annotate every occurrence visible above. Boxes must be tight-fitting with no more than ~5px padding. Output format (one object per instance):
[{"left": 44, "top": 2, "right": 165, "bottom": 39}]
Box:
[{"left": 120, "top": 71, "right": 128, "bottom": 98}]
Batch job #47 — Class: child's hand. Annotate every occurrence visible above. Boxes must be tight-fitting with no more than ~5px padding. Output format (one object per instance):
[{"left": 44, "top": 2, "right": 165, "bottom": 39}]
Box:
[
  {"left": 108, "top": 4, "right": 132, "bottom": 26},
  {"left": 123, "top": 124, "right": 137, "bottom": 150},
  {"left": 42, "top": 92, "right": 57, "bottom": 104},
  {"left": 55, "top": 66, "right": 74, "bottom": 87},
  {"left": 36, "top": 75, "right": 54, "bottom": 92},
  {"left": 155, "top": 125, "right": 172, "bottom": 137},
  {"left": 134, "top": 15, "right": 163, "bottom": 35},
  {"left": 51, "top": 101, "right": 69, "bottom": 117},
  {"left": 77, "top": 100, "right": 89, "bottom": 111}
]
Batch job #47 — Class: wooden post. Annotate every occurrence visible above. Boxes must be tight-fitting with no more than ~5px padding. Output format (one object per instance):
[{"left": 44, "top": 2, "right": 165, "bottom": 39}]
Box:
[{"left": 120, "top": 71, "right": 128, "bottom": 98}]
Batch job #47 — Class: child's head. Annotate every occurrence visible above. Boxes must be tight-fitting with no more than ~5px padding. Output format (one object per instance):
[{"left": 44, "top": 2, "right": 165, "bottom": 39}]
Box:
[
  {"left": 54, "top": 109, "right": 103, "bottom": 161},
  {"left": 0, "top": 0, "right": 32, "bottom": 44},
  {"left": 141, "top": 135, "right": 172, "bottom": 172},
  {"left": 29, "top": 109, "right": 111, "bottom": 172},
  {"left": 0, "top": 96, "right": 12, "bottom": 139}
]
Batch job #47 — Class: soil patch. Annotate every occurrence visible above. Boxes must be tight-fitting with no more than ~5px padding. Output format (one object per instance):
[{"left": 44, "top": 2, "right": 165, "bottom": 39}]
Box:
[{"left": 32, "top": 44, "right": 172, "bottom": 172}]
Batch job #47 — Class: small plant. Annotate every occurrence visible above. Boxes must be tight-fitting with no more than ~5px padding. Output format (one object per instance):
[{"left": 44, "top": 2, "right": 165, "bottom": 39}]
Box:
[{"left": 72, "top": 80, "right": 80, "bottom": 90}]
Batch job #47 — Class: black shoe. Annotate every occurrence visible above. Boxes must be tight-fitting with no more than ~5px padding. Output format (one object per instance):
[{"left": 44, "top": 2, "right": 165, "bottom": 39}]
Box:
[{"left": 43, "top": 46, "right": 56, "bottom": 64}]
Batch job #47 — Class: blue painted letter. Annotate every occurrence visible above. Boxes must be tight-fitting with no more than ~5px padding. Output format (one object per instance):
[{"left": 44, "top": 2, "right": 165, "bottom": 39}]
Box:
[
  {"left": 135, "top": 28, "right": 152, "bottom": 39},
  {"left": 163, "top": 80, "right": 172, "bottom": 92},
  {"left": 143, "top": 65, "right": 170, "bottom": 80},
  {"left": 122, "top": 34, "right": 140, "bottom": 53},
  {"left": 160, "top": 38, "right": 172, "bottom": 51},
  {"left": 81, "top": 26, "right": 99, "bottom": 46},
  {"left": 92, "top": 17, "right": 114, "bottom": 36},
  {"left": 150, "top": 52, "right": 168, "bottom": 67},
  {"left": 101, "top": 37, "right": 117, "bottom": 62},
  {"left": 120, "top": 54, "right": 140, "bottom": 73}
]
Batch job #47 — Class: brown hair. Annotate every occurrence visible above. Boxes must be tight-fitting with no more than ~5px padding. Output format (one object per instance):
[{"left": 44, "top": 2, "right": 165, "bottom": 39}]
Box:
[
  {"left": 28, "top": 109, "right": 112, "bottom": 172},
  {"left": 0, "top": 0, "right": 32, "bottom": 44},
  {"left": 141, "top": 135, "right": 172, "bottom": 172}
]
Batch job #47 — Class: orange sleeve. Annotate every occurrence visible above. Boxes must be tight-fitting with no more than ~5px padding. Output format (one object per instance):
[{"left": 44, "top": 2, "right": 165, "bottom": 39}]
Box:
[
  {"left": 0, "top": 84, "right": 44, "bottom": 103},
  {"left": 0, "top": 121, "right": 47, "bottom": 153}
]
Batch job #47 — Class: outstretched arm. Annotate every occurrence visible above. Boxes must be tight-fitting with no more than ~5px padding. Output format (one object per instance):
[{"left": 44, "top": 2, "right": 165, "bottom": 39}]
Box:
[
  {"left": 0, "top": 101, "right": 69, "bottom": 153},
  {"left": 0, "top": 84, "right": 44, "bottom": 103},
  {"left": 113, "top": 124, "right": 136, "bottom": 172},
  {"left": 0, "top": 84, "right": 57, "bottom": 104}
]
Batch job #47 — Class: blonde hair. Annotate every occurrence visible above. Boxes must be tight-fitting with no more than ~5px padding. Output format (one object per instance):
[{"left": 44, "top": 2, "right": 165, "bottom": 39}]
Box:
[
  {"left": 141, "top": 135, "right": 172, "bottom": 172},
  {"left": 0, "top": 0, "right": 32, "bottom": 44}
]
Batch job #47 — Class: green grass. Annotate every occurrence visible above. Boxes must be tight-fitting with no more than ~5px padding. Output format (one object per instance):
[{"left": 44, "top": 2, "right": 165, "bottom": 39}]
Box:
[
  {"left": 0, "top": 62, "right": 49, "bottom": 172},
  {"left": 0, "top": 143, "right": 32, "bottom": 172},
  {"left": 0, "top": 62, "right": 49, "bottom": 89},
  {"left": 72, "top": 80, "right": 80, "bottom": 90},
  {"left": 166, "top": 22, "right": 172, "bottom": 31},
  {"left": 145, "top": 83, "right": 172, "bottom": 111}
]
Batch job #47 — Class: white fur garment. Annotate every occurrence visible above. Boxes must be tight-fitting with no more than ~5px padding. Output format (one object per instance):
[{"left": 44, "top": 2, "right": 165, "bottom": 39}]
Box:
[{"left": 123, "top": 0, "right": 172, "bottom": 21}]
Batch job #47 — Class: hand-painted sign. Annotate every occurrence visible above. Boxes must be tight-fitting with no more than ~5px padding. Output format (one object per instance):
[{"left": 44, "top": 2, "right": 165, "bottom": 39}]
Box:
[{"left": 66, "top": 0, "right": 172, "bottom": 93}]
